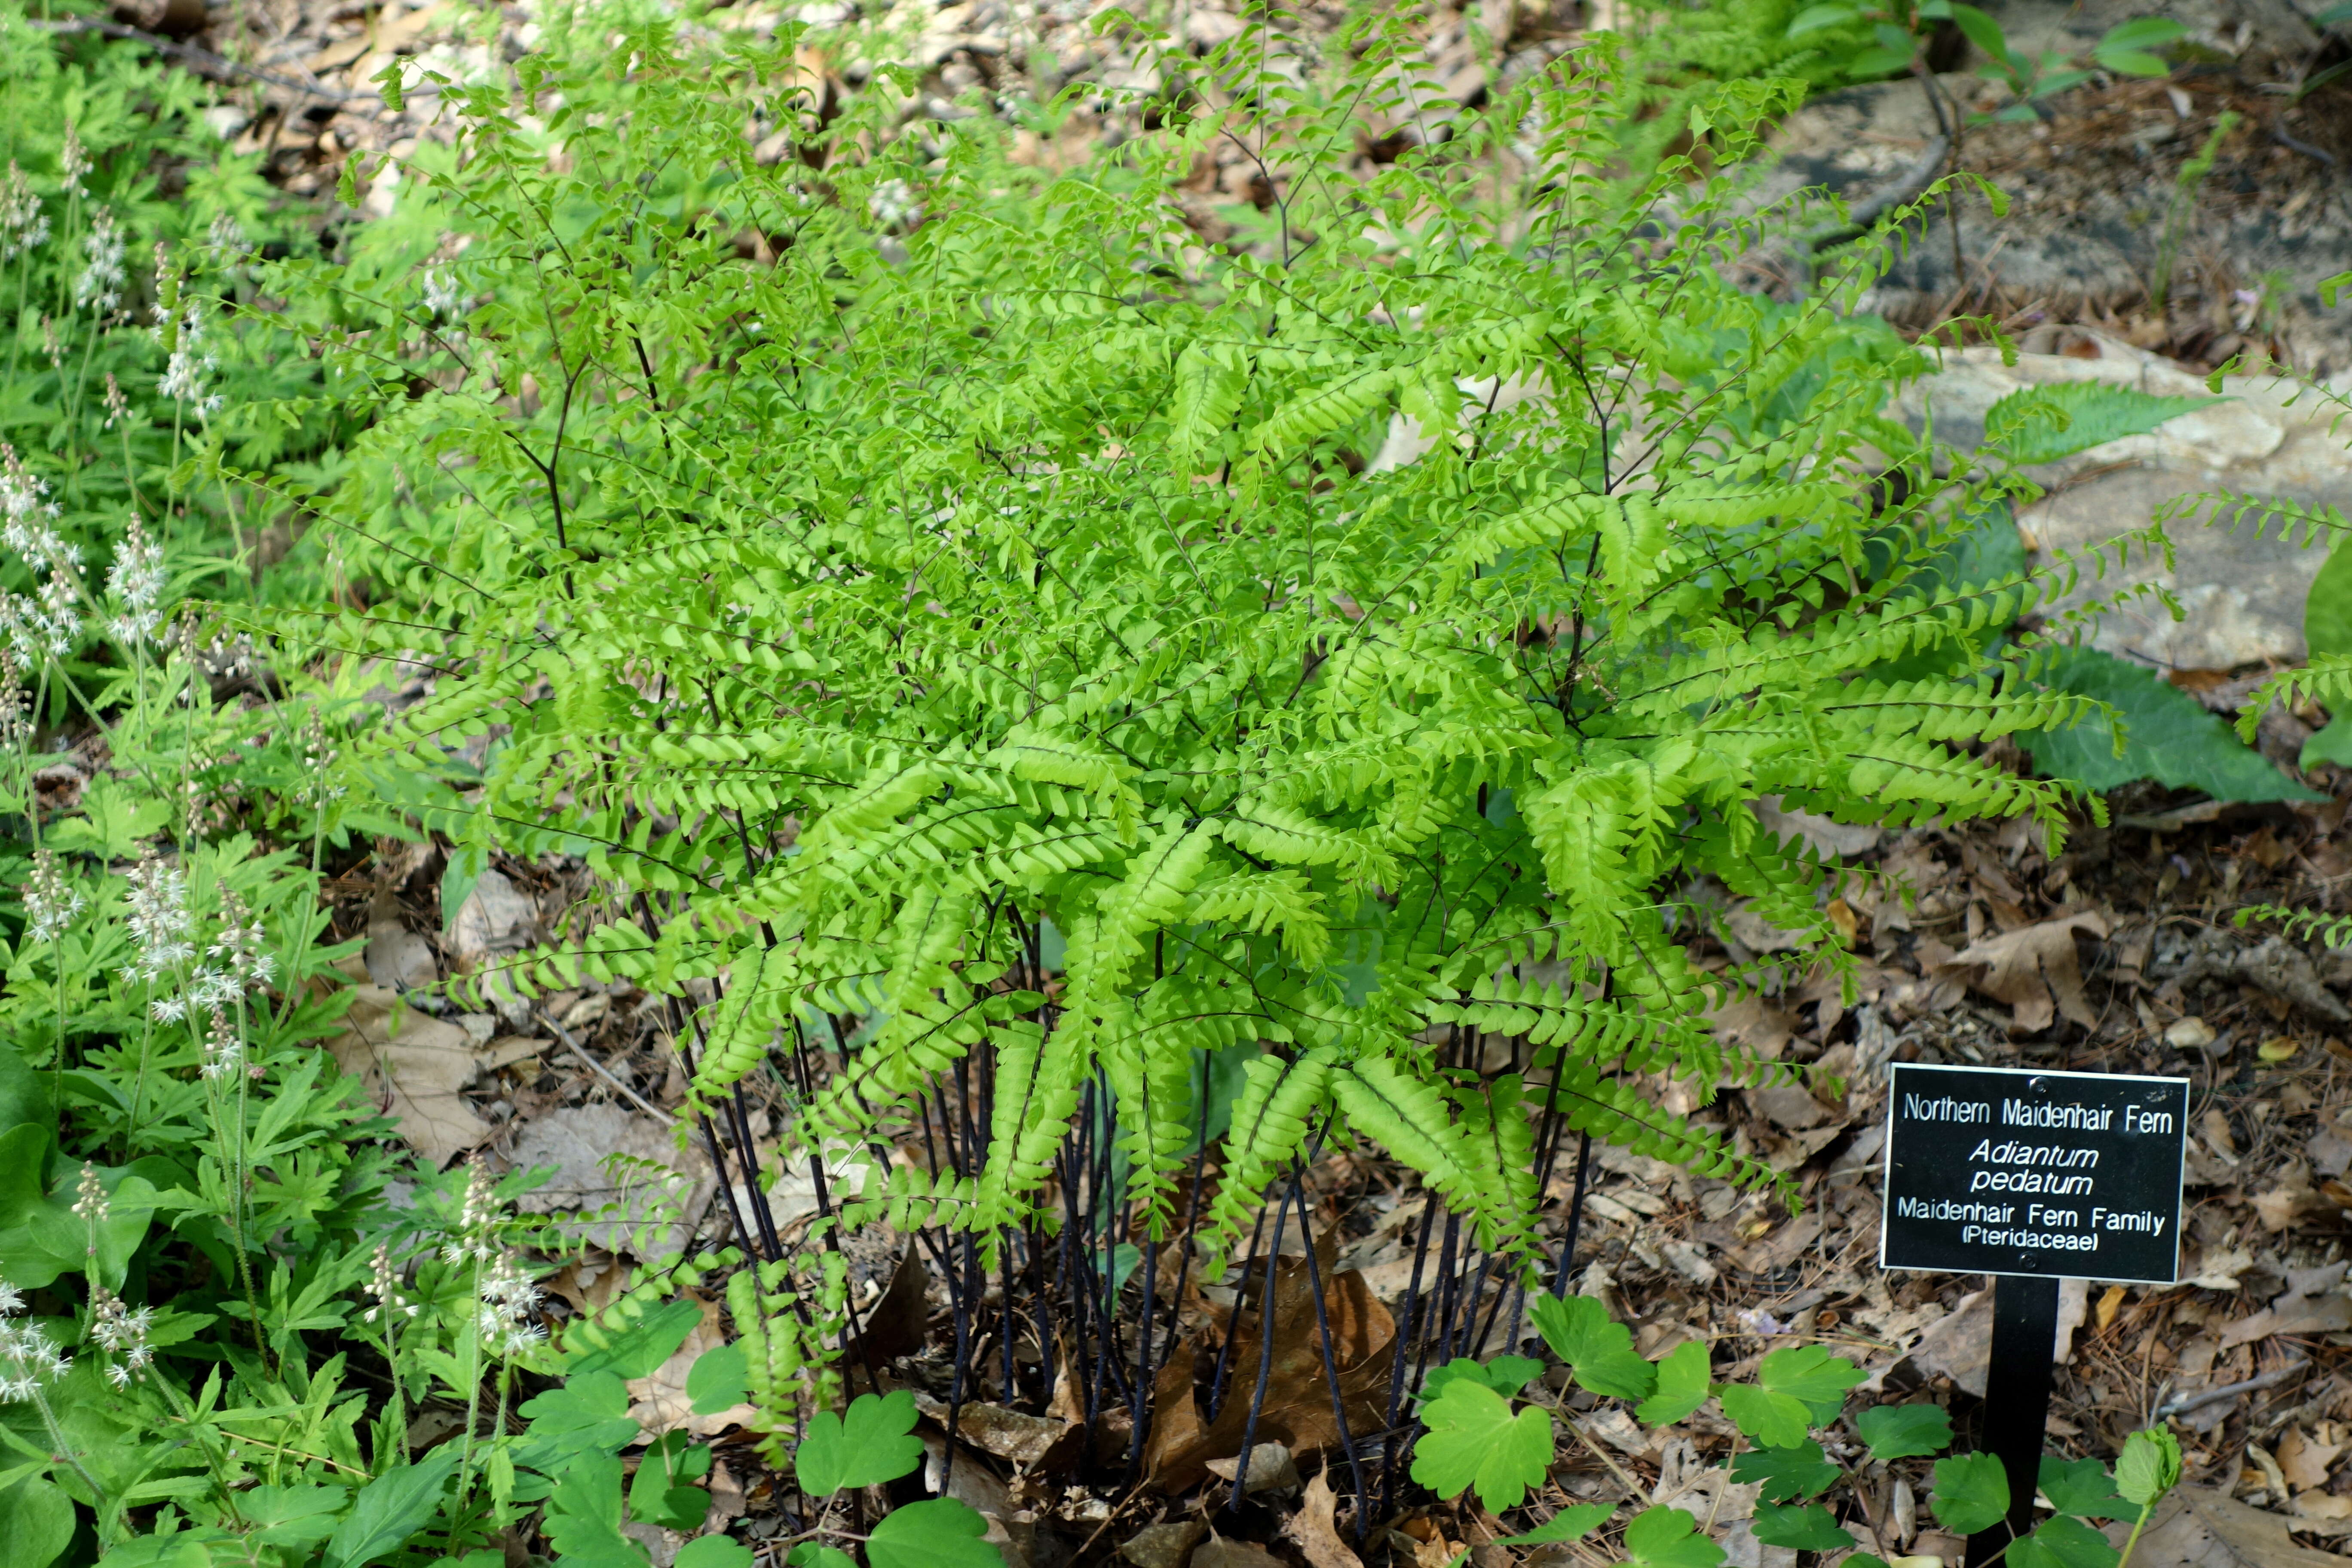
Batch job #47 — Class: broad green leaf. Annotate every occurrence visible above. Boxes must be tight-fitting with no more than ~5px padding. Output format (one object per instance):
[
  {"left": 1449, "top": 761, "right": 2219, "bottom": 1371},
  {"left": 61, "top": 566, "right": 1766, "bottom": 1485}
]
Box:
[
  {"left": 1983, "top": 383, "right": 2218, "bottom": 466},
  {"left": 1730, "top": 1440, "right": 1840, "bottom": 1502},
  {"left": 867, "top": 1498, "right": 1005, "bottom": 1568},
  {"left": 1409, "top": 1378, "right": 1556, "bottom": 1513},
  {"left": 687, "top": 1341, "right": 750, "bottom": 1415},
  {"left": 0, "top": 1474, "right": 74, "bottom": 1568},
  {"left": 679, "top": 1537, "right": 758, "bottom": 1568},
  {"left": 239, "top": 1483, "right": 347, "bottom": 1547},
  {"left": 1637, "top": 1340, "right": 1712, "bottom": 1427},
  {"left": 2012, "top": 1513, "right": 2123, "bottom": 1568},
  {"left": 2324, "top": 270, "right": 2352, "bottom": 309},
  {"left": 2115, "top": 1428, "right": 2183, "bottom": 1509},
  {"left": 1716, "top": 1384, "right": 1814, "bottom": 1450},
  {"left": 1756, "top": 1345, "right": 1862, "bottom": 1422},
  {"left": 2301, "top": 715, "right": 2352, "bottom": 771},
  {"left": 630, "top": 1431, "right": 714, "bottom": 1529},
  {"left": 2024, "top": 647, "right": 2324, "bottom": 802},
  {"left": 2040, "top": 1456, "right": 2128, "bottom": 1519},
  {"left": 323, "top": 1445, "right": 463, "bottom": 1568},
  {"left": 42, "top": 776, "right": 172, "bottom": 860},
  {"left": 1421, "top": 1355, "right": 1544, "bottom": 1404},
  {"left": 789, "top": 1547, "right": 859, "bottom": 1568},
  {"left": 2305, "top": 541, "right": 2352, "bottom": 658},
  {"left": 1749, "top": 1503, "right": 1856, "bottom": 1551},
  {"left": 1502, "top": 1502, "right": 1616, "bottom": 1545},
  {"left": 1618, "top": 1506, "right": 1725, "bottom": 1568},
  {"left": 567, "top": 1298, "right": 704, "bottom": 1378},
  {"left": 1787, "top": 3, "right": 1862, "bottom": 37},
  {"left": 1856, "top": 1403, "right": 1953, "bottom": 1461},
  {"left": 1931, "top": 1452, "right": 2012, "bottom": 1536},
  {"left": 1531, "top": 1295, "right": 1657, "bottom": 1402},
  {"left": 542, "top": 1450, "right": 650, "bottom": 1568},
  {"left": 796, "top": 1390, "right": 927, "bottom": 1498}
]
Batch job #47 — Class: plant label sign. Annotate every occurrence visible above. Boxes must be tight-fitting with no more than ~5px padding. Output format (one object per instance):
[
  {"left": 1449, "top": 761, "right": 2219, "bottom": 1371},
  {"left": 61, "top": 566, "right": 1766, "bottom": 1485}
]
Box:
[{"left": 1879, "top": 1062, "right": 2188, "bottom": 1284}]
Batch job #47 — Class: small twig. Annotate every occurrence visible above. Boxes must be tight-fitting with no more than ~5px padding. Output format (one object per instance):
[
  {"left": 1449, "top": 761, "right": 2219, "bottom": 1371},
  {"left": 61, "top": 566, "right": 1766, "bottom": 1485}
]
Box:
[
  {"left": 2153, "top": 1359, "right": 2308, "bottom": 1418},
  {"left": 31, "top": 16, "right": 358, "bottom": 104},
  {"left": 542, "top": 1013, "right": 672, "bottom": 1124},
  {"left": 2273, "top": 129, "right": 2339, "bottom": 168}
]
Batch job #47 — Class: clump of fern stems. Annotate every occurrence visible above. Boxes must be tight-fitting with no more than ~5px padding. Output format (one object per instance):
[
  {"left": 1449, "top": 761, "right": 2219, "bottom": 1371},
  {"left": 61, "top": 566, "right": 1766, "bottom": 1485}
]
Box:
[{"left": 250, "top": 3, "right": 2099, "bottom": 1390}]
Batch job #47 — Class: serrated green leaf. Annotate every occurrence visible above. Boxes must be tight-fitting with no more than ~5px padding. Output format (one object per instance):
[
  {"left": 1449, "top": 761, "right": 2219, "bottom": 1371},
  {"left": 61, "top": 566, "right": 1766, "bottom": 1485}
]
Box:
[
  {"left": 567, "top": 1298, "right": 704, "bottom": 1378},
  {"left": 2024, "top": 647, "right": 2324, "bottom": 802},
  {"left": 788, "top": 1546, "right": 859, "bottom": 1568},
  {"left": 2306, "top": 542, "right": 2352, "bottom": 659},
  {"left": 1637, "top": 1340, "right": 1712, "bottom": 1427},
  {"left": 1931, "top": 1452, "right": 2012, "bottom": 1536},
  {"left": 0, "top": 1475, "right": 75, "bottom": 1568},
  {"left": 1532, "top": 1294, "right": 1657, "bottom": 1402},
  {"left": 323, "top": 1446, "right": 463, "bottom": 1568},
  {"left": 1856, "top": 1403, "right": 1952, "bottom": 1462},
  {"left": 2040, "top": 1456, "right": 2128, "bottom": 1519},
  {"left": 797, "top": 1390, "right": 927, "bottom": 1498},
  {"left": 1750, "top": 1503, "right": 1856, "bottom": 1551},
  {"left": 1618, "top": 1507, "right": 1725, "bottom": 1568},
  {"left": 1502, "top": 1502, "right": 1616, "bottom": 1545},
  {"left": 1984, "top": 383, "right": 2217, "bottom": 465},
  {"left": 2115, "top": 1428, "right": 2183, "bottom": 1509},
  {"left": 868, "top": 1498, "right": 1004, "bottom": 1568},
  {"left": 1717, "top": 1384, "right": 1814, "bottom": 1450},
  {"left": 1409, "top": 1379, "right": 1556, "bottom": 1513},
  {"left": 1730, "top": 1440, "right": 1840, "bottom": 1502}
]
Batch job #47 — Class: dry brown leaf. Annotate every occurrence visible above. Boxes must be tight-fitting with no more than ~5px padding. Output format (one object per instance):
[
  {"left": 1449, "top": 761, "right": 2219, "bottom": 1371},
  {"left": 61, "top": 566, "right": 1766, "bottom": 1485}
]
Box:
[
  {"left": 1945, "top": 911, "right": 2110, "bottom": 1031},
  {"left": 1144, "top": 1233, "right": 1395, "bottom": 1492},
  {"left": 1119, "top": 1522, "right": 1207, "bottom": 1568},
  {"left": 1206, "top": 1443, "right": 1301, "bottom": 1494},
  {"left": 2095, "top": 1285, "right": 2126, "bottom": 1335},
  {"left": 2219, "top": 1268, "right": 2352, "bottom": 1349},
  {"left": 913, "top": 1393, "right": 1083, "bottom": 1472},
  {"left": 1194, "top": 1536, "right": 1288, "bottom": 1568},
  {"left": 857, "top": 1246, "right": 931, "bottom": 1365},
  {"left": 1285, "top": 1470, "right": 1366, "bottom": 1568},
  {"left": 2278, "top": 1427, "right": 2344, "bottom": 1494},
  {"left": 327, "top": 985, "right": 491, "bottom": 1168},
  {"left": 2101, "top": 1486, "right": 2352, "bottom": 1568}
]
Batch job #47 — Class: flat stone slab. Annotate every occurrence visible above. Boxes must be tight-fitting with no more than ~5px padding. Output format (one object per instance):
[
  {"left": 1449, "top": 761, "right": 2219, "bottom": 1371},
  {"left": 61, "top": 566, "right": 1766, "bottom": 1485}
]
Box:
[{"left": 1899, "top": 334, "right": 2352, "bottom": 671}]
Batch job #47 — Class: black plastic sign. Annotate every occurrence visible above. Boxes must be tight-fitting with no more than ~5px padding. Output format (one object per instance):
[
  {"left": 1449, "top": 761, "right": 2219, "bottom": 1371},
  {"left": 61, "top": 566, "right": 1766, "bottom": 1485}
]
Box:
[{"left": 1880, "top": 1062, "right": 2188, "bottom": 1284}]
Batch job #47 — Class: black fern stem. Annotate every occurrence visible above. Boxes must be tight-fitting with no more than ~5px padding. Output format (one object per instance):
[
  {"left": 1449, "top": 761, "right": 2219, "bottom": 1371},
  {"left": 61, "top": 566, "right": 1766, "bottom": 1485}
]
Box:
[
  {"left": 1377, "top": 1196, "right": 1442, "bottom": 1517},
  {"left": 729, "top": 1082, "right": 785, "bottom": 1260},
  {"left": 1001, "top": 1227, "right": 1019, "bottom": 1403},
  {"left": 1549, "top": 1132, "right": 1594, "bottom": 1298},
  {"left": 1228, "top": 1170, "right": 1296, "bottom": 1512},
  {"left": 941, "top": 1229, "right": 980, "bottom": 1492},
  {"left": 1206, "top": 1204, "right": 1271, "bottom": 1421},
  {"left": 1290, "top": 1169, "right": 1370, "bottom": 1537},
  {"left": 1126, "top": 1176, "right": 1158, "bottom": 1478}
]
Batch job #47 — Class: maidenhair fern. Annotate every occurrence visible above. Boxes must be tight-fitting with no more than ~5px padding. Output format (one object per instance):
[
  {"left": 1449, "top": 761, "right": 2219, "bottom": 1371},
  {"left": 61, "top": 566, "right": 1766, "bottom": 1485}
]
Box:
[{"left": 250, "top": 7, "right": 2098, "bottom": 1295}]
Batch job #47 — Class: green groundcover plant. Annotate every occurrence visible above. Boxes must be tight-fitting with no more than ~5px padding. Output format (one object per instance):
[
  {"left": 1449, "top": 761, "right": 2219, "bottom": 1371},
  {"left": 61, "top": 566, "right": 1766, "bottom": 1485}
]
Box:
[{"left": 242, "top": 0, "right": 2172, "bottom": 1416}]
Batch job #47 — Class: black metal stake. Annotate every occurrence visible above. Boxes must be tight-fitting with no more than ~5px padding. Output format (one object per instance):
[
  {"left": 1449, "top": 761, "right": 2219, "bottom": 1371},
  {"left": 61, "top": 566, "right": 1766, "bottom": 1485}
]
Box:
[{"left": 1965, "top": 1273, "right": 2059, "bottom": 1568}]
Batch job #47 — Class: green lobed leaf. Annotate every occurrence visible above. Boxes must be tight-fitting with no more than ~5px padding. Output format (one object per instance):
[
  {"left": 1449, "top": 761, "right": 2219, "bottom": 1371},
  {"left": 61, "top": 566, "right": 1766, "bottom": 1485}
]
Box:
[
  {"left": 1532, "top": 1295, "right": 1657, "bottom": 1402},
  {"left": 1856, "top": 1403, "right": 1953, "bottom": 1462},
  {"left": 1618, "top": 1506, "right": 1726, "bottom": 1568},
  {"left": 1421, "top": 1355, "right": 1545, "bottom": 1404},
  {"left": 2115, "top": 1428, "right": 2184, "bottom": 1509},
  {"left": 796, "top": 1390, "right": 927, "bottom": 1498},
  {"left": 1636, "top": 1340, "right": 1712, "bottom": 1427},
  {"left": 1755, "top": 1345, "right": 1862, "bottom": 1422},
  {"left": 1716, "top": 1384, "right": 1815, "bottom": 1450},
  {"left": 680, "top": 1538, "right": 758, "bottom": 1568},
  {"left": 1501, "top": 1502, "right": 1617, "bottom": 1545},
  {"left": 867, "top": 1498, "right": 1006, "bottom": 1568},
  {"left": 2012, "top": 1513, "right": 2123, "bottom": 1568},
  {"left": 1749, "top": 1503, "right": 1857, "bottom": 1551},
  {"left": 1730, "top": 1440, "right": 1841, "bottom": 1502},
  {"left": 2040, "top": 1456, "right": 2128, "bottom": 1519},
  {"left": 1409, "top": 1379, "right": 1558, "bottom": 1513},
  {"left": 1931, "top": 1452, "right": 2012, "bottom": 1536},
  {"left": 0, "top": 1475, "right": 75, "bottom": 1568},
  {"left": 687, "top": 1341, "right": 751, "bottom": 1415}
]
